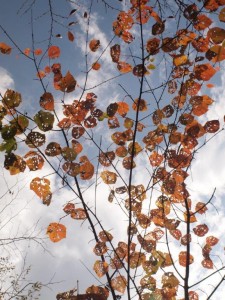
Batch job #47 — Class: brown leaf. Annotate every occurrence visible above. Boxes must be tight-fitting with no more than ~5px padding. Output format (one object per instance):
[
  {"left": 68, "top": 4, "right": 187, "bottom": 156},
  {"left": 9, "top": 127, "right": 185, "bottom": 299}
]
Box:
[{"left": 111, "top": 276, "right": 127, "bottom": 294}]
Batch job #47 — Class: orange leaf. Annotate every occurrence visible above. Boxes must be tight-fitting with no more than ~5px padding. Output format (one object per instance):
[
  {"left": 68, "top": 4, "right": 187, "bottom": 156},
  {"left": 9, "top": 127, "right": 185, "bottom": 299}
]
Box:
[
  {"left": 117, "top": 61, "right": 132, "bottom": 73},
  {"left": 149, "top": 151, "right": 164, "bottom": 167},
  {"left": 30, "top": 177, "right": 52, "bottom": 205},
  {"left": 36, "top": 70, "right": 46, "bottom": 79},
  {"left": 92, "top": 61, "right": 101, "bottom": 70},
  {"left": 40, "top": 87, "right": 53, "bottom": 103},
  {"left": 79, "top": 156, "right": 94, "bottom": 180},
  {"left": 194, "top": 14, "right": 212, "bottom": 30},
  {"left": 89, "top": 39, "right": 100, "bottom": 52},
  {"left": 24, "top": 151, "right": 44, "bottom": 171},
  {"left": 206, "top": 83, "right": 214, "bottom": 88},
  {"left": 34, "top": 48, "right": 43, "bottom": 56},
  {"left": 194, "top": 63, "right": 216, "bottom": 81},
  {"left": 202, "top": 258, "right": 213, "bottom": 269},
  {"left": 59, "top": 71, "right": 77, "bottom": 93},
  {"left": 46, "top": 223, "right": 66, "bottom": 242},
  {"left": 173, "top": 55, "right": 188, "bottom": 66},
  {"left": 24, "top": 48, "right": 30, "bottom": 56},
  {"left": 117, "top": 102, "right": 129, "bottom": 116},
  {"left": 206, "top": 236, "right": 219, "bottom": 246},
  {"left": 48, "top": 45, "right": 60, "bottom": 59}
]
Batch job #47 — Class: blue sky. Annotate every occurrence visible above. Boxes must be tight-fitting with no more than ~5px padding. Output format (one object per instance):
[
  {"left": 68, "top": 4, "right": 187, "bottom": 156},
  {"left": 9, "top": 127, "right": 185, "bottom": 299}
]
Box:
[{"left": 1, "top": 0, "right": 225, "bottom": 299}]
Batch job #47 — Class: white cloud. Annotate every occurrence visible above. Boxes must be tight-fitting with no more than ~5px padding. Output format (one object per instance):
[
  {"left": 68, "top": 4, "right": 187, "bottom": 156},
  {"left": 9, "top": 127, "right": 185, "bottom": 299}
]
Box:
[{"left": 0, "top": 67, "right": 14, "bottom": 94}]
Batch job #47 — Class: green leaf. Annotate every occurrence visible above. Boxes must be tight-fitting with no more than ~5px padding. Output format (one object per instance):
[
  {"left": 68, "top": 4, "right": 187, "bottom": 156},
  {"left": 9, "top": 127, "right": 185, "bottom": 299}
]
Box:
[
  {"left": 34, "top": 110, "right": 54, "bottom": 132},
  {"left": 1, "top": 125, "right": 17, "bottom": 140},
  {"left": 2, "top": 89, "right": 22, "bottom": 108},
  {"left": 0, "top": 138, "right": 17, "bottom": 153}
]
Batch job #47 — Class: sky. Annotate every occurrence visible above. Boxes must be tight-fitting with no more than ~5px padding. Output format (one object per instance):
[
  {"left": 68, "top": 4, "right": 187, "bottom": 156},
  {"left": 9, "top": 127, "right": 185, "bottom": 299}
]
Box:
[{"left": 1, "top": 0, "right": 225, "bottom": 299}]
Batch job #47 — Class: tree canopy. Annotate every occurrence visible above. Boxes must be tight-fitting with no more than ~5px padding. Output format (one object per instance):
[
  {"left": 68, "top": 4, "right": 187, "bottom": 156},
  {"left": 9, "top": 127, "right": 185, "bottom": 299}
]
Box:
[{"left": 1, "top": 0, "right": 225, "bottom": 299}]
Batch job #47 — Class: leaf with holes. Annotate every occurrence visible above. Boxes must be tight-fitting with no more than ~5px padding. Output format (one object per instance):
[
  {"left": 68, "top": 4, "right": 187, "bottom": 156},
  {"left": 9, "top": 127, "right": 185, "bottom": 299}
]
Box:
[
  {"left": 47, "top": 223, "right": 66, "bottom": 242},
  {"left": 101, "top": 171, "right": 117, "bottom": 184},
  {"left": 111, "top": 276, "right": 127, "bottom": 294},
  {"left": 93, "top": 261, "right": 109, "bottom": 278},
  {"left": 30, "top": 177, "right": 52, "bottom": 205}
]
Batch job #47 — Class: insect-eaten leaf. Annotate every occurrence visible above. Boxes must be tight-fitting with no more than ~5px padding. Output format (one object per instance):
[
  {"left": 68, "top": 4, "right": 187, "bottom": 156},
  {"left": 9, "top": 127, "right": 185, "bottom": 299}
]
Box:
[
  {"left": 34, "top": 110, "right": 54, "bottom": 132},
  {"left": 4, "top": 153, "right": 26, "bottom": 175},
  {"left": 47, "top": 223, "right": 66, "bottom": 242},
  {"left": 179, "top": 251, "right": 194, "bottom": 267},
  {"left": 24, "top": 151, "right": 44, "bottom": 171},
  {"left": 2, "top": 89, "right": 22, "bottom": 109},
  {"left": 30, "top": 177, "right": 52, "bottom": 205},
  {"left": 93, "top": 260, "right": 109, "bottom": 278},
  {"left": 79, "top": 156, "right": 94, "bottom": 180},
  {"left": 71, "top": 208, "right": 87, "bottom": 220},
  {"left": 25, "top": 132, "right": 46, "bottom": 148},
  {"left": 111, "top": 276, "right": 127, "bottom": 294},
  {"left": 40, "top": 92, "right": 54, "bottom": 111},
  {"left": 59, "top": 71, "right": 77, "bottom": 93},
  {"left": 101, "top": 170, "right": 117, "bottom": 184}
]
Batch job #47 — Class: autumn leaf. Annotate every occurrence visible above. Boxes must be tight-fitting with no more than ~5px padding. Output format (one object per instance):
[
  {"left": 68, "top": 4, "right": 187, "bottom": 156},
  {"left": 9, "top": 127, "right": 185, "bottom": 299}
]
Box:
[
  {"left": 93, "top": 261, "right": 109, "bottom": 277},
  {"left": 46, "top": 223, "right": 66, "bottom": 242},
  {"left": 92, "top": 61, "right": 101, "bottom": 70},
  {"left": 48, "top": 45, "right": 60, "bottom": 59},
  {"left": 67, "top": 31, "right": 75, "bottom": 42},
  {"left": 111, "top": 276, "right": 127, "bottom": 293},
  {"left": 117, "top": 61, "right": 132, "bottom": 73},
  {"left": 0, "top": 42, "right": 12, "bottom": 54},
  {"left": 110, "top": 44, "right": 120, "bottom": 62},
  {"left": 30, "top": 177, "right": 52, "bottom": 205},
  {"left": 59, "top": 71, "right": 77, "bottom": 93},
  {"left": 40, "top": 92, "right": 54, "bottom": 111},
  {"left": 89, "top": 39, "right": 100, "bottom": 52},
  {"left": 101, "top": 170, "right": 117, "bottom": 184}
]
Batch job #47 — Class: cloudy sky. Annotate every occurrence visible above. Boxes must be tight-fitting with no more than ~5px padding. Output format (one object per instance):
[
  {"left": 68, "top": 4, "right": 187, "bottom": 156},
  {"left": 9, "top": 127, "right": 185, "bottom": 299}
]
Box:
[{"left": 1, "top": 0, "right": 225, "bottom": 299}]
